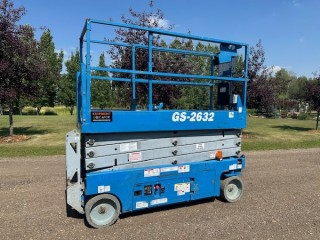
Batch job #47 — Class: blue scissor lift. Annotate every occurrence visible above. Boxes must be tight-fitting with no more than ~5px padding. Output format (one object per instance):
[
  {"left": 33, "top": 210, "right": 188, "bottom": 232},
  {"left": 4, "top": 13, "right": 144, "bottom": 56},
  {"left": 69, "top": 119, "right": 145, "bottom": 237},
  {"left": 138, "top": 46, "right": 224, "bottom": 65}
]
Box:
[{"left": 66, "top": 19, "right": 249, "bottom": 228}]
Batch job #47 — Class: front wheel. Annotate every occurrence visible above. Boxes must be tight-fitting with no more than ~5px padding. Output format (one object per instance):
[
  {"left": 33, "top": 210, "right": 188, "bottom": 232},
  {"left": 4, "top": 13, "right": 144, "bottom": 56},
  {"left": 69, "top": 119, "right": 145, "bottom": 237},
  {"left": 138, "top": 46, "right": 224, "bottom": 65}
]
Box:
[
  {"left": 220, "top": 176, "right": 244, "bottom": 203},
  {"left": 85, "top": 194, "right": 121, "bottom": 228}
]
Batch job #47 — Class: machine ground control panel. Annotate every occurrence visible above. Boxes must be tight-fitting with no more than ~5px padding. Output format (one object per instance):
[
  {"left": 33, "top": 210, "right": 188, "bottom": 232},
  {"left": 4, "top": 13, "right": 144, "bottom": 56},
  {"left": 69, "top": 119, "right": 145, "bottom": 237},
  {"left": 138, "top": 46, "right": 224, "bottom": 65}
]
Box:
[{"left": 66, "top": 19, "right": 249, "bottom": 228}]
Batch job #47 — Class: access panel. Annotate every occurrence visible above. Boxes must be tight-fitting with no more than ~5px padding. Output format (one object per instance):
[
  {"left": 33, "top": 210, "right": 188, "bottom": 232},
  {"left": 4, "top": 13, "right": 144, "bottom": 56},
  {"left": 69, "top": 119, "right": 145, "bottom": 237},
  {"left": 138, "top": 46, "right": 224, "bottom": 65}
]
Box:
[{"left": 133, "top": 177, "right": 192, "bottom": 210}]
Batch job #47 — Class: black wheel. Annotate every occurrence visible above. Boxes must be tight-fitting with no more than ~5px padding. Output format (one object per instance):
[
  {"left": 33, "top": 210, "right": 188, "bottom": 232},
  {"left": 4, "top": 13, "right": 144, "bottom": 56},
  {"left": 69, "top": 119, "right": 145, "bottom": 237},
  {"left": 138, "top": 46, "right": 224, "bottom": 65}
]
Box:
[
  {"left": 85, "top": 194, "right": 120, "bottom": 228},
  {"left": 220, "top": 176, "right": 244, "bottom": 203}
]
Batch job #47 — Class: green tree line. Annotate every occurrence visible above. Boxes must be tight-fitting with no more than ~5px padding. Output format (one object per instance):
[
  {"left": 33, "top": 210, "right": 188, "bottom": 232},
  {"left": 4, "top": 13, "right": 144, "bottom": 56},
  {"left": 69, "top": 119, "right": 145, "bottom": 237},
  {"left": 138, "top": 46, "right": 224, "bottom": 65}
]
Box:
[
  {"left": 1, "top": 0, "right": 320, "bottom": 136},
  {"left": 247, "top": 40, "right": 320, "bottom": 128}
]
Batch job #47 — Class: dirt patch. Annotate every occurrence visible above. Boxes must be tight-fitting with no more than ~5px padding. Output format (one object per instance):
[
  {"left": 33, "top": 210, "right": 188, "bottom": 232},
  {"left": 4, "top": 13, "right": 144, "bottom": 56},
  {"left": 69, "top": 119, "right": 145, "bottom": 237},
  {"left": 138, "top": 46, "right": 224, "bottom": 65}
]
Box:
[
  {"left": 0, "top": 135, "right": 31, "bottom": 143},
  {"left": 308, "top": 130, "right": 320, "bottom": 134},
  {"left": 242, "top": 132, "right": 259, "bottom": 139},
  {"left": 1, "top": 150, "right": 320, "bottom": 239}
]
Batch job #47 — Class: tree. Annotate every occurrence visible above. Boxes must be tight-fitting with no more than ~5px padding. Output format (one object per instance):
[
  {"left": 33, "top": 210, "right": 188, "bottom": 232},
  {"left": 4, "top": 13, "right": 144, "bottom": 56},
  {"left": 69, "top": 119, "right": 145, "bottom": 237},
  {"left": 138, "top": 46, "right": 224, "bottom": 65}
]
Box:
[
  {"left": 58, "top": 50, "right": 79, "bottom": 115},
  {"left": 109, "top": 3, "right": 196, "bottom": 109},
  {"left": 288, "top": 76, "right": 307, "bottom": 103},
  {"left": 153, "top": 37, "right": 195, "bottom": 109},
  {"left": 91, "top": 53, "right": 114, "bottom": 109},
  {"left": 248, "top": 40, "right": 265, "bottom": 82},
  {"left": 305, "top": 76, "right": 320, "bottom": 130},
  {"left": 33, "top": 29, "right": 63, "bottom": 115},
  {"left": 0, "top": 0, "right": 44, "bottom": 135},
  {"left": 247, "top": 40, "right": 276, "bottom": 116},
  {"left": 174, "top": 42, "right": 219, "bottom": 109},
  {"left": 274, "top": 68, "right": 294, "bottom": 110}
]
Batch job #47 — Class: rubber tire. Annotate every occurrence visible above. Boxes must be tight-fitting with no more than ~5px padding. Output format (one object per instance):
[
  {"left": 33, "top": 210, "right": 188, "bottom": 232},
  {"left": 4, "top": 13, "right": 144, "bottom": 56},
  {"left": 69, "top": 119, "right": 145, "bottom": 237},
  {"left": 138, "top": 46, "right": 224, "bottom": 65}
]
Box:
[
  {"left": 85, "top": 194, "right": 120, "bottom": 228},
  {"left": 220, "top": 176, "right": 244, "bottom": 203}
]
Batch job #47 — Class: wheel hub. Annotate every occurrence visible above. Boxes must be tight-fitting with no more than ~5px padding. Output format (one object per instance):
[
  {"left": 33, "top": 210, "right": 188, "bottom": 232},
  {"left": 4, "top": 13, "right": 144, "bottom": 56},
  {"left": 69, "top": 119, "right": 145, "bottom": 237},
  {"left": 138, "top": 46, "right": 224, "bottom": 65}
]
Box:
[{"left": 98, "top": 206, "right": 106, "bottom": 214}]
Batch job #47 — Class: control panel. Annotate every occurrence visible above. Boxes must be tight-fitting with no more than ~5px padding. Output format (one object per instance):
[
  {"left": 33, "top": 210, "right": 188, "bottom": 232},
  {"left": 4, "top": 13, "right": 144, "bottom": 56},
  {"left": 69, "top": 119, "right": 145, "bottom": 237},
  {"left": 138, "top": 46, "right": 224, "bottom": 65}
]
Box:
[{"left": 133, "top": 178, "right": 192, "bottom": 210}]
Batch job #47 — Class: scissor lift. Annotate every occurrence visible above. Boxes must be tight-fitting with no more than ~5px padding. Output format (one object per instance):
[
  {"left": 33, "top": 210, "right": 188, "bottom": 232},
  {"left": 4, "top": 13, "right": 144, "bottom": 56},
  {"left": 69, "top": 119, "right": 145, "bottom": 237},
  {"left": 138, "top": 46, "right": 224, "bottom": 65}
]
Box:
[{"left": 66, "top": 19, "right": 249, "bottom": 228}]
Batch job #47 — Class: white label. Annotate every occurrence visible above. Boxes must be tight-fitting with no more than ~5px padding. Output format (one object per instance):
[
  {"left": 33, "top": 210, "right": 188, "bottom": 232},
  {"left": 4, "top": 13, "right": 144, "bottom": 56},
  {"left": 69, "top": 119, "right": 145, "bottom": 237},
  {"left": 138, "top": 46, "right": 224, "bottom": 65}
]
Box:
[
  {"left": 229, "top": 164, "right": 237, "bottom": 170},
  {"left": 229, "top": 112, "right": 234, "bottom": 118},
  {"left": 129, "top": 152, "right": 142, "bottom": 161},
  {"left": 178, "top": 165, "right": 190, "bottom": 173},
  {"left": 120, "top": 142, "right": 138, "bottom": 152},
  {"left": 136, "top": 201, "right": 148, "bottom": 209},
  {"left": 98, "top": 185, "right": 110, "bottom": 193},
  {"left": 238, "top": 107, "right": 243, "bottom": 113},
  {"left": 150, "top": 198, "right": 168, "bottom": 205},
  {"left": 177, "top": 190, "right": 185, "bottom": 196},
  {"left": 144, "top": 168, "right": 160, "bottom": 177},
  {"left": 209, "top": 151, "right": 216, "bottom": 159},
  {"left": 233, "top": 95, "right": 238, "bottom": 104},
  {"left": 160, "top": 166, "right": 178, "bottom": 173},
  {"left": 98, "top": 186, "right": 104, "bottom": 193},
  {"left": 237, "top": 164, "right": 242, "bottom": 169},
  {"left": 196, "top": 143, "right": 205, "bottom": 150},
  {"left": 174, "top": 182, "right": 190, "bottom": 196}
]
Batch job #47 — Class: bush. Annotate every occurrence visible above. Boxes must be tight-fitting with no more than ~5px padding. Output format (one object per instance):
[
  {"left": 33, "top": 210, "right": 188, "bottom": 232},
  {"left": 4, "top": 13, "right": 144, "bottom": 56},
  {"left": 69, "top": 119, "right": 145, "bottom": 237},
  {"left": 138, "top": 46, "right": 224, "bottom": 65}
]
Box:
[
  {"left": 43, "top": 110, "right": 57, "bottom": 115},
  {"left": 281, "top": 110, "right": 288, "bottom": 118},
  {"left": 247, "top": 108, "right": 257, "bottom": 116},
  {"left": 297, "top": 112, "right": 308, "bottom": 120},
  {"left": 291, "top": 112, "right": 299, "bottom": 119},
  {"left": 24, "top": 108, "right": 37, "bottom": 115}
]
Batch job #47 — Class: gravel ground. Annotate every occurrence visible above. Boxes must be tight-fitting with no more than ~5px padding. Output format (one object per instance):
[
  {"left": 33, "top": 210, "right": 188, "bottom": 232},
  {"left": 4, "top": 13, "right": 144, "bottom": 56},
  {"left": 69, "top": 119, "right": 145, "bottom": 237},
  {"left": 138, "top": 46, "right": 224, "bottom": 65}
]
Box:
[{"left": 0, "top": 148, "right": 320, "bottom": 240}]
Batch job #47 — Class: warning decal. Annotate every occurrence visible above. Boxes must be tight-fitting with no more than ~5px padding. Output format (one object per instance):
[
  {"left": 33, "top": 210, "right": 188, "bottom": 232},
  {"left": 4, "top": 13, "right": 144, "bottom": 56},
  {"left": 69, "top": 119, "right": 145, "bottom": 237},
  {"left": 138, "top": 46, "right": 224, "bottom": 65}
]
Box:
[
  {"left": 129, "top": 152, "right": 142, "bottom": 161},
  {"left": 160, "top": 166, "right": 178, "bottom": 173},
  {"left": 97, "top": 185, "right": 110, "bottom": 193},
  {"left": 136, "top": 201, "right": 148, "bottom": 209},
  {"left": 209, "top": 151, "right": 216, "bottom": 159},
  {"left": 150, "top": 198, "right": 168, "bottom": 205},
  {"left": 174, "top": 182, "right": 190, "bottom": 196},
  {"left": 120, "top": 142, "right": 138, "bottom": 152},
  {"left": 178, "top": 165, "right": 190, "bottom": 173},
  {"left": 91, "top": 111, "right": 112, "bottom": 122},
  {"left": 229, "top": 164, "right": 237, "bottom": 170},
  {"left": 144, "top": 168, "right": 160, "bottom": 177},
  {"left": 196, "top": 143, "right": 205, "bottom": 150}
]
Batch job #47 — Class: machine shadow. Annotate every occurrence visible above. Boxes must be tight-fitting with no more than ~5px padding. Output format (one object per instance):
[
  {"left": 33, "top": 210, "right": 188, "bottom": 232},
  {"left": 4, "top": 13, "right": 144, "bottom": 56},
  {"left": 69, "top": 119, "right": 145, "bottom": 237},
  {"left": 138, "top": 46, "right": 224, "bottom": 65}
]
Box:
[
  {"left": 120, "top": 197, "right": 216, "bottom": 220},
  {"left": 270, "top": 125, "right": 313, "bottom": 131},
  {"left": 0, "top": 126, "right": 48, "bottom": 136}
]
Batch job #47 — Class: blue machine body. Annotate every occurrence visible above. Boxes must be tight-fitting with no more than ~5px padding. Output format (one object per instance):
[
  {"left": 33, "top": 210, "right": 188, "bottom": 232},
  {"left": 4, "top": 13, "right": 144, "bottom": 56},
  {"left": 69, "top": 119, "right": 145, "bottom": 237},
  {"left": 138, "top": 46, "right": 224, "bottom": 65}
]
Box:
[
  {"left": 82, "top": 110, "right": 246, "bottom": 133},
  {"left": 66, "top": 18, "right": 248, "bottom": 226},
  {"left": 85, "top": 157, "right": 245, "bottom": 213}
]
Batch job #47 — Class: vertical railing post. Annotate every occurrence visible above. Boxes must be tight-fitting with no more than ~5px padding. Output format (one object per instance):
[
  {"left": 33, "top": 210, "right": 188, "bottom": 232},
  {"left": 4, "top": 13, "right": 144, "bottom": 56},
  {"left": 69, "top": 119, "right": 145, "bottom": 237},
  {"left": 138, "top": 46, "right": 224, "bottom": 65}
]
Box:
[
  {"left": 85, "top": 19, "right": 91, "bottom": 122},
  {"left": 148, "top": 32, "right": 153, "bottom": 111},
  {"left": 80, "top": 21, "right": 87, "bottom": 126},
  {"left": 76, "top": 72, "right": 80, "bottom": 124},
  {"left": 243, "top": 45, "right": 249, "bottom": 110},
  {"left": 79, "top": 36, "right": 83, "bottom": 125},
  {"left": 132, "top": 46, "right": 136, "bottom": 110},
  {"left": 209, "top": 57, "right": 215, "bottom": 110}
]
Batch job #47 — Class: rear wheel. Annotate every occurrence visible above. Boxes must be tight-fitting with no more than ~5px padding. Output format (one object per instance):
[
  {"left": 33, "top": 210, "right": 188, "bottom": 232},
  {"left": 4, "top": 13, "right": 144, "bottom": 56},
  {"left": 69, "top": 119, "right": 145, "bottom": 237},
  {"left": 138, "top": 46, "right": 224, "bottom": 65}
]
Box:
[
  {"left": 220, "top": 176, "right": 244, "bottom": 203},
  {"left": 85, "top": 194, "right": 120, "bottom": 228}
]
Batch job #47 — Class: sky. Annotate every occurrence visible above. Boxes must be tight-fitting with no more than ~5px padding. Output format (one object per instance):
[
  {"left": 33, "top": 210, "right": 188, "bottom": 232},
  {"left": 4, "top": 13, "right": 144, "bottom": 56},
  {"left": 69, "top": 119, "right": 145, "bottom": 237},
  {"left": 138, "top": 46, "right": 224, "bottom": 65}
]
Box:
[{"left": 13, "top": 0, "right": 320, "bottom": 77}]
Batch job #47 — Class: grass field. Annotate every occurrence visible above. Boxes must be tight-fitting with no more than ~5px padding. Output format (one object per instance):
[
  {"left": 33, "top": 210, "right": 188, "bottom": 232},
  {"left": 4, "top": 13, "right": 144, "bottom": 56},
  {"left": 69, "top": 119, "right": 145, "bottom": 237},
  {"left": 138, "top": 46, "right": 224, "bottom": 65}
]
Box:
[
  {"left": 0, "top": 114, "right": 319, "bottom": 157},
  {"left": 0, "top": 115, "right": 76, "bottom": 157},
  {"left": 243, "top": 117, "right": 320, "bottom": 151}
]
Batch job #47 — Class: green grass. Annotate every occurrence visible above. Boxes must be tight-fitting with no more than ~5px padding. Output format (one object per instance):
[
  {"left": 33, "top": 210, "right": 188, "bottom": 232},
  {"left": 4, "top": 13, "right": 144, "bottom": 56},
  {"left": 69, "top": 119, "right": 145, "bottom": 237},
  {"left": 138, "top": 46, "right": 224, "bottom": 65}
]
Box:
[
  {"left": 0, "top": 113, "right": 319, "bottom": 157},
  {"left": 243, "top": 117, "right": 320, "bottom": 151},
  {"left": 0, "top": 115, "right": 76, "bottom": 157},
  {"left": 22, "top": 105, "right": 72, "bottom": 116}
]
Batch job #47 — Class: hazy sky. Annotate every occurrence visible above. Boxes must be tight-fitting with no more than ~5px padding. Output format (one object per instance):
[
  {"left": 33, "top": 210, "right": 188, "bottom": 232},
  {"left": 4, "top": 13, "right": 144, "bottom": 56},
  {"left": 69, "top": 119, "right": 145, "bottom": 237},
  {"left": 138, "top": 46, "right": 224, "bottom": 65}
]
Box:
[{"left": 14, "top": 0, "right": 320, "bottom": 77}]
